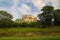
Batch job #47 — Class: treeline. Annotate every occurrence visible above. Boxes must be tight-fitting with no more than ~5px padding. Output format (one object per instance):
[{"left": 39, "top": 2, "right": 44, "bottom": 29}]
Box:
[
  {"left": 15, "top": 20, "right": 41, "bottom": 27},
  {"left": 0, "top": 5, "right": 60, "bottom": 28}
]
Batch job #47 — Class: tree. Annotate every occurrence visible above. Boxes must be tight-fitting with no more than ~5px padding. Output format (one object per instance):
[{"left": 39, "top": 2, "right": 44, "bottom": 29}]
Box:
[
  {"left": 53, "top": 9, "right": 60, "bottom": 26},
  {"left": 0, "top": 10, "right": 13, "bottom": 19},
  {"left": 15, "top": 19, "right": 23, "bottom": 23},
  {"left": 41, "top": 6, "right": 54, "bottom": 11},
  {"left": 0, "top": 18, "right": 15, "bottom": 28},
  {"left": 38, "top": 6, "right": 54, "bottom": 28},
  {"left": 0, "top": 10, "right": 14, "bottom": 28}
]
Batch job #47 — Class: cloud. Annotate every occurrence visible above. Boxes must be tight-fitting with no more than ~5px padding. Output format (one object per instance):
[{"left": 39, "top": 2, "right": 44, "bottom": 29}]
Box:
[
  {"left": 50, "top": 0, "right": 59, "bottom": 9},
  {"left": 42, "top": 0, "right": 60, "bottom": 9},
  {"left": 10, "top": 0, "right": 19, "bottom": 20},
  {"left": 18, "top": 4, "right": 31, "bottom": 14},
  {"left": 32, "top": 12, "right": 39, "bottom": 17},
  {"left": 0, "top": 7, "right": 9, "bottom": 12},
  {"left": 32, "top": 0, "right": 60, "bottom": 9},
  {"left": 32, "top": 0, "right": 46, "bottom": 9}
]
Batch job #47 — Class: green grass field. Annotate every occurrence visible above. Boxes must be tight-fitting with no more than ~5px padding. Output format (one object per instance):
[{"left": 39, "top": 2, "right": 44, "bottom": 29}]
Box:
[
  {"left": 0, "top": 27, "right": 60, "bottom": 37},
  {"left": 0, "top": 27, "right": 60, "bottom": 40},
  {"left": 0, "top": 36, "right": 60, "bottom": 40}
]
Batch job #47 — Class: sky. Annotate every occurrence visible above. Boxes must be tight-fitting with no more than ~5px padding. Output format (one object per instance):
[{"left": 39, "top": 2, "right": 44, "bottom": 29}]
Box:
[{"left": 0, "top": 0, "right": 60, "bottom": 20}]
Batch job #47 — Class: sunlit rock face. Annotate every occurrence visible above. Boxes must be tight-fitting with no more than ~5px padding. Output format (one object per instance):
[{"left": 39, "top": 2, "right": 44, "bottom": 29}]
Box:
[{"left": 22, "top": 14, "right": 37, "bottom": 22}]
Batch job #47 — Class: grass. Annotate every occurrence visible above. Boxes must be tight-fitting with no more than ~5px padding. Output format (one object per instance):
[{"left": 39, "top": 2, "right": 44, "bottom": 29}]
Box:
[
  {"left": 0, "top": 36, "right": 60, "bottom": 40},
  {"left": 0, "top": 27, "right": 60, "bottom": 32},
  {"left": 0, "top": 27, "right": 60, "bottom": 40},
  {"left": 0, "top": 27, "right": 41, "bottom": 32},
  {"left": 0, "top": 27, "right": 60, "bottom": 37}
]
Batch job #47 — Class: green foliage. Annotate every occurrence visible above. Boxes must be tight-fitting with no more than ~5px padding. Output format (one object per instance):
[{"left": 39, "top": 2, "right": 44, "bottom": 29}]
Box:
[
  {"left": 0, "top": 18, "right": 15, "bottom": 28},
  {"left": 41, "top": 6, "right": 54, "bottom": 11},
  {"left": 0, "top": 10, "right": 13, "bottom": 19},
  {"left": 53, "top": 9, "right": 60, "bottom": 26},
  {"left": 15, "top": 21, "right": 41, "bottom": 27},
  {"left": 15, "top": 19, "right": 23, "bottom": 23},
  {"left": 38, "top": 6, "right": 54, "bottom": 28},
  {"left": 0, "top": 10, "right": 16, "bottom": 28},
  {"left": 15, "top": 19, "right": 41, "bottom": 27}
]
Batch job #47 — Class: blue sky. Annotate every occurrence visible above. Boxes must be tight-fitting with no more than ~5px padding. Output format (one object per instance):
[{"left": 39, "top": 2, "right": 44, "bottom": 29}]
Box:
[{"left": 0, "top": 0, "right": 60, "bottom": 20}]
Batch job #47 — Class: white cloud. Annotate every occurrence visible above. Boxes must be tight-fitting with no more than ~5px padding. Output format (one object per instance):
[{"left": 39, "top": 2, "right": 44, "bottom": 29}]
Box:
[
  {"left": 10, "top": 0, "right": 19, "bottom": 20},
  {"left": 32, "top": 0, "right": 46, "bottom": 9},
  {"left": 32, "top": 0, "right": 59, "bottom": 9},
  {"left": 18, "top": 4, "right": 31, "bottom": 14},
  {"left": 0, "top": 8, "right": 7, "bottom": 11},
  {"left": 50, "top": 0, "right": 59, "bottom": 9},
  {"left": 45, "top": 0, "right": 59, "bottom": 9},
  {"left": 32, "top": 12, "right": 39, "bottom": 17},
  {"left": 0, "top": 7, "right": 11, "bottom": 14}
]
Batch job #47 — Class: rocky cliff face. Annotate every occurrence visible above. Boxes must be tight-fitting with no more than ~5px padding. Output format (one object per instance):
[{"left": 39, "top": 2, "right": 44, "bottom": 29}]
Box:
[{"left": 22, "top": 14, "right": 37, "bottom": 22}]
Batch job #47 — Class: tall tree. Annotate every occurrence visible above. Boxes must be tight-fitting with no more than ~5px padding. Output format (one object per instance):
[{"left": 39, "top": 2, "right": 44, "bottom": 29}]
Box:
[
  {"left": 0, "top": 10, "right": 14, "bottom": 28},
  {"left": 38, "top": 6, "right": 54, "bottom": 28}
]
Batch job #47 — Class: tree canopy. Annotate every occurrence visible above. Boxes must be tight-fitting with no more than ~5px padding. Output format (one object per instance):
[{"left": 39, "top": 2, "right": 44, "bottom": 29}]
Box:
[
  {"left": 0, "top": 10, "right": 14, "bottom": 28},
  {"left": 53, "top": 9, "right": 60, "bottom": 25},
  {"left": 38, "top": 5, "right": 60, "bottom": 28},
  {"left": 38, "top": 6, "right": 54, "bottom": 28},
  {"left": 0, "top": 10, "right": 13, "bottom": 19}
]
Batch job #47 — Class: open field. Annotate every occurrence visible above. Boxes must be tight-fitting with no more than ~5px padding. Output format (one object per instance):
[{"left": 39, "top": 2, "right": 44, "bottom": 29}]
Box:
[
  {"left": 0, "top": 27, "right": 60, "bottom": 37},
  {"left": 0, "top": 36, "right": 60, "bottom": 40},
  {"left": 0, "top": 27, "right": 60, "bottom": 40}
]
